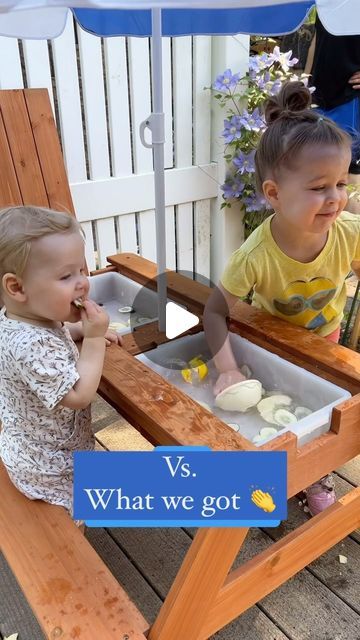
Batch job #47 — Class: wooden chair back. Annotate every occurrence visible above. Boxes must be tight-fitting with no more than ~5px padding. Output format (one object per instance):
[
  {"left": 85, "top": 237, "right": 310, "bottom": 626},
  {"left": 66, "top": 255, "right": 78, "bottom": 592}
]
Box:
[{"left": 0, "top": 88, "right": 74, "bottom": 213}]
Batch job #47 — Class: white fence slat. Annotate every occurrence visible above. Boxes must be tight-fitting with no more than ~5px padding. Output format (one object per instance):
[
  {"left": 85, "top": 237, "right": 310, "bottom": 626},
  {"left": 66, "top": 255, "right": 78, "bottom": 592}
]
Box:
[
  {"left": 22, "top": 40, "right": 54, "bottom": 112},
  {"left": 128, "top": 37, "right": 153, "bottom": 174},
  {"left": 176, "top": 203, "right": 194, "bottom": 275},
  {"left": 81, "top": 221, "right": 97, "bottom": 272},
  {"left": 0, "top": 38, "right": 23, "bottom": 88},
  {"left": 117, "top": 213, "right": 138, "bottom": 254},
  {"left": 95, "top": 218, "right": 117, "bottom": 268},
  {"left": 162, "top": 37, "right": 173, "bottom": 169},
  {"left": 194, "top": 199, "right": 211, "bottom": 280},
  {"left": 71, "top": 163, "right": 217, "bottom": 221},
  {"left": 104, "top": 37, "right": 132, "bottom": 177},
  {"left": 193, "top": 36, "right": 212, "bottom": 166},
  {"left": 77, "top": 26, "right": 110, "bottom": 180},
  {"left": 138, "top": 209, "right": 157, "bottom": 263},
  {"left": 165, "top": 206, "right": 176, "bottom": 270},
  {"left": 173, "top": 37, "right": 192, "bottom": 168},
  {"left": 52, "top": 11, "right": 87, "bottom": 183}
]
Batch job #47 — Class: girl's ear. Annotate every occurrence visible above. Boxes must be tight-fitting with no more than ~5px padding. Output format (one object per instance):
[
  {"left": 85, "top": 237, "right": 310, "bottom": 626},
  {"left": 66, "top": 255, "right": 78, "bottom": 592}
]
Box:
[
  {"left": 2, "top": 273, "right": 27, "bottom": 302},
  {"left": 262, "top": 179, "right": 280, "bottom": 207}
]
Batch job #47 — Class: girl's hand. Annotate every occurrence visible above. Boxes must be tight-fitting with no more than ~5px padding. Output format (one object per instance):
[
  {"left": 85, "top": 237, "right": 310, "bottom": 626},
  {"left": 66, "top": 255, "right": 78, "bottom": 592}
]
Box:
[
  {"left": 213, "top": 369, "right": 246, "bottom": 396},
  {"left": 105, "top": 329, "right": 123, "bottom": 347},
  {"left": 80, "top": 299, "right": 109, "bottom": 339}
]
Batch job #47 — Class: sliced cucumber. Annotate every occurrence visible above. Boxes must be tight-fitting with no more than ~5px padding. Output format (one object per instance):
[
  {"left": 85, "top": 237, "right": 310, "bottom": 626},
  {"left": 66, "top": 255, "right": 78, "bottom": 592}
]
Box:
[
  {"left": 273, "top": 408, "right": 297, "bottom": 427},
  {"left": 227, "top": 422, "right": 240, "bottom": 432},
  {"left": 294, "top": 406, "right": 312, "bottom": 420},
  {"left": 257, "top": 394, "right": 292, "bottom": 424},
  {"left": 118, "top": 305, "right": 134, "bottom": 313},
  {"left": 252, "top": 426, "right": 278, "bottom": 443}
]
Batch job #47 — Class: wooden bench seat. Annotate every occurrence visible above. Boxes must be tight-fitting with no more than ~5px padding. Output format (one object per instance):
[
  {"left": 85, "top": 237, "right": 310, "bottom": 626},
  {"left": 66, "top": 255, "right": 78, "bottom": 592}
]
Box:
[{"left": 0, "top": 462, "right": 148, "bottom": 640}]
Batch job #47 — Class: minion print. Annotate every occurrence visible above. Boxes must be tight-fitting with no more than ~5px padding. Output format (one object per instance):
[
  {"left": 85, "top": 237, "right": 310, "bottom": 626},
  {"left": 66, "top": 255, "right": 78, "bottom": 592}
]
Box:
[{"left": 273, "top": 277, "right": 337, "bottom": 329}]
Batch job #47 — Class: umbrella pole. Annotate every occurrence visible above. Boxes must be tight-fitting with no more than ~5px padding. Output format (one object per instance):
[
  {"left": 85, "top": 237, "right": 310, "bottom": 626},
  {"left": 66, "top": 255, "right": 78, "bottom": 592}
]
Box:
[{"left": 151, "top": 7, "right": 167, "bottom": 332}]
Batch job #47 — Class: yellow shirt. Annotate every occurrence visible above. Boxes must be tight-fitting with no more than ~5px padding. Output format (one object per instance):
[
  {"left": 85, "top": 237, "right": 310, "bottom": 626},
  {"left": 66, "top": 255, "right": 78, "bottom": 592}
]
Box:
[{"left": 221, "top": 212, "right": 360, "bottom": 337}]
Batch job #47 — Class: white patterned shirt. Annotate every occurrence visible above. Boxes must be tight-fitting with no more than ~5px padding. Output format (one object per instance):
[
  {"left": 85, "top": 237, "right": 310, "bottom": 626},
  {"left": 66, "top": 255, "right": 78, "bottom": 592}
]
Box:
[{"left": 0, "top": 308, "right": 94, "bottom": 513}]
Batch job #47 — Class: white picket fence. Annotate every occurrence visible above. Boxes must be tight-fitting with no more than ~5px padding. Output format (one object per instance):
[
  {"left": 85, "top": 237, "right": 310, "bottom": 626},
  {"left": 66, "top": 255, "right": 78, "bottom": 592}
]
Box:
[{"left": 0, "top": 12, "right": 249, "bottom": 281}]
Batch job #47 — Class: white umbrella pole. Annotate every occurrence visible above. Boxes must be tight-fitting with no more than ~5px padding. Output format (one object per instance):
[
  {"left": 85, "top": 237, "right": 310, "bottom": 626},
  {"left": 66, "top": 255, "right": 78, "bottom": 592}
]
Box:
[{"left": 151, "top": 7, "right": 167, "bottom": 332}]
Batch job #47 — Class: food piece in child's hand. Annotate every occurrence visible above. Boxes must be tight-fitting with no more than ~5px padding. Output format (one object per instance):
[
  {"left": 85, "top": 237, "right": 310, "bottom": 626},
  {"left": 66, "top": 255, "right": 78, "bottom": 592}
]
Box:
[{"left": 72, "top": 298, "right": 84, "bottom": 310}]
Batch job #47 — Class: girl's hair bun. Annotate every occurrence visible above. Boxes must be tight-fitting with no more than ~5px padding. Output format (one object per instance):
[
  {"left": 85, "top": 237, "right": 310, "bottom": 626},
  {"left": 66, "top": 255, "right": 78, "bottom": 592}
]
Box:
[{"left": 264, "top": 81, "right": 312, "bottom": 125}]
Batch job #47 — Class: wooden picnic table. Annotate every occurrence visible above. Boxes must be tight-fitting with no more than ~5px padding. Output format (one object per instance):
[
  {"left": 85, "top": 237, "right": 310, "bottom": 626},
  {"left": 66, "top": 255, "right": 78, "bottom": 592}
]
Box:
[{"left": 95, "top": 252, "right": 360, "bottom": 640}]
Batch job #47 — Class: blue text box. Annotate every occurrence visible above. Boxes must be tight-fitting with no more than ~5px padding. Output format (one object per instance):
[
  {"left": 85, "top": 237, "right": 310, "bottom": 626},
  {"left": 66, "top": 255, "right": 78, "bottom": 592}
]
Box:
[{"left": 74, "top": 446, "right": 287, "bottom": 527}]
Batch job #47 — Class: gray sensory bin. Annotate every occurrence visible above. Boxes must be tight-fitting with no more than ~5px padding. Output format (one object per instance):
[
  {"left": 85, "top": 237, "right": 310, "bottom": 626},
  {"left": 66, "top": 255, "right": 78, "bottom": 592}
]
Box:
[
  {"left": 136, "top": 331, "right": 351, "bottom": 446},
  {"left": 88, "top": 271, "right": 158, "bottom": 334}
]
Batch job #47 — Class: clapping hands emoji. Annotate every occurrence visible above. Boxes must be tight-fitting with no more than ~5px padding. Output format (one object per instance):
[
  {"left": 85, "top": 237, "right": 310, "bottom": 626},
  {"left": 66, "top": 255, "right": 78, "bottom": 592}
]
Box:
[{"left": 251, "top": 489, "right": 276, "bottom": 513}]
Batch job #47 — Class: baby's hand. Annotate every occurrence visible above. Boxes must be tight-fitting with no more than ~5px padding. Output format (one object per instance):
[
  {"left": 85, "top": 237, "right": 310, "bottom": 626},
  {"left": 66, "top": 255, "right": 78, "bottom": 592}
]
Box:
[
  {"left": 105, "top": 328, "right": 123, "bottom": 347},
  {"left": 81, "top": 299, "right": 109, "bottom": 339},
  {"left": 213, "top": 369, "right": 246, "bottom": 396}
]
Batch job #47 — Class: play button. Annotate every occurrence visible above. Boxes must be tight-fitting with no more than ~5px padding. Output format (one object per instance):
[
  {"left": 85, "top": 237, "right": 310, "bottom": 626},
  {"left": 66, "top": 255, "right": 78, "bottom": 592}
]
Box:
[{"left": 165, "top": 301, "right": 199, "bottom": 339}]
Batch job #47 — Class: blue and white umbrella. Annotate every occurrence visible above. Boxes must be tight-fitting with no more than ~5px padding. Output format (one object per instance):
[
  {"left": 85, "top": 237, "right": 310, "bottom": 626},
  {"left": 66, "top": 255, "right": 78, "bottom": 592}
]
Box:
[{"left": 0, "top": 0, "right": 357, "bottom": 329}]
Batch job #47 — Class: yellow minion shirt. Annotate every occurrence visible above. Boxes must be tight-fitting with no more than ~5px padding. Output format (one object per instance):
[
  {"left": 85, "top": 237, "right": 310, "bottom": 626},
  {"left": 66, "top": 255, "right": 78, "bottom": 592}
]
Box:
[{"left": 221, "top": 212, "right": 360, "bottom": 337}]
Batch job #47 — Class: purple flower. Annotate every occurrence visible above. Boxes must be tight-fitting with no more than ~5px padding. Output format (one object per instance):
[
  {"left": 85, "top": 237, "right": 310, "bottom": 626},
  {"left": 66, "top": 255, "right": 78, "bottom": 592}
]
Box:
[
  {"left": 233, "top": 150, "right": 256, "bottom": 174},
  {"left": 250, "top": 53, "right": 271, "bottom": 71},
  {"left": 238, "top": 108, "right": 266, "bottom": 132},
  {"left": 213, "top": 68, "right": 241, "bottom": 92},
  {"left": 222, "top": 116, "right": 242, "bottom": 143},
  {"left": 268, "top": 46, "right": 298, "bottom": 72},
  {"left": 222, "top": 176, "right": 245, "bottom": 200},
  {"left": 267, "top": 78, "right": 283, "bottom": 95},
  {"left": 242, "top": 193, "right": 268, "bottom": 212}
]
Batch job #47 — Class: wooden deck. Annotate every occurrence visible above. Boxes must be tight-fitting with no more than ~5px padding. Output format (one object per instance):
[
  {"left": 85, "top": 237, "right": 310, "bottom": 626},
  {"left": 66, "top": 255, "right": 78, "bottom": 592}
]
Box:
[{"left": 0, "top": 395, "right": 359, "bottom": 640}]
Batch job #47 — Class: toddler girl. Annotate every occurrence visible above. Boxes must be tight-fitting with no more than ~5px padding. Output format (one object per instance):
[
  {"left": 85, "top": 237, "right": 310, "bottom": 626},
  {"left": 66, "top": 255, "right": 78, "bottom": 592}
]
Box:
[
  {"left": 204, "top": 81, "right": 360, "bottom": 515},
  {"left": 0, "top": 206, "right": 118, "bottom": 518}
]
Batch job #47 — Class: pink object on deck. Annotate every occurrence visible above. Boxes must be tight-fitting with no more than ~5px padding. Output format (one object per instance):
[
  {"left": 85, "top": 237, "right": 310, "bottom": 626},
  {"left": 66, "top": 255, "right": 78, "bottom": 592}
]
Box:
[{"left": 305, "top": 474, "right": 336, "bottom": 516}]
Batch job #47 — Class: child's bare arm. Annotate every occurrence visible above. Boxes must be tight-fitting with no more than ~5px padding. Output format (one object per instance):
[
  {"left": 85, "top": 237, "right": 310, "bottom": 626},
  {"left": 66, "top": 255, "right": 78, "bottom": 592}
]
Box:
[
  {"left": 65, "top": 321, "right": 83, "bottom": 342},
  {"left": 203, "top": 283, "right": 246, "bottom": 395},
  {"left": 60, "top": 300, "right": 109, "bottom": 410},
  {"left": 65, "top": 319, "right": 123, "bottom": 346}
]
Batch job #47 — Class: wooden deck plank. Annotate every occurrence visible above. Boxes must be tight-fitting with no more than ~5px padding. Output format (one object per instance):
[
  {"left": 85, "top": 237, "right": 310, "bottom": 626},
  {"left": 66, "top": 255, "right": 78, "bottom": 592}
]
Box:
[
  {"left": 207, "top": 512, "right": 360, "bottom": 639},
  {"left": 263, "top": 475, "right": 360, "bottom": 612},
  {"left": 0, "top": 552, "right": 45, "bottom": 640},
  {"left": 109, "top": 528, "right": 291, "bottom": 639},
  {"left": 85, "top": 528, "right": 161, "bottom": 625},
  {"left": 110, "top": 521, "right": 360, "bottom": 640},
  {"left": 336, "top": 455, "right": 360, "bottom": 486},
  {"left": 259, "top": 567, "right": 360, "bottom": 640}
]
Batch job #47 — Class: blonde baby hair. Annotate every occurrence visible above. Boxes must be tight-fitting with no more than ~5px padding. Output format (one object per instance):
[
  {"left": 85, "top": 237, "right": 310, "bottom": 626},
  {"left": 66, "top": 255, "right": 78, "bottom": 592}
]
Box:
[{"left": 0, "top": 206, "right": 82, "bottom": 285}]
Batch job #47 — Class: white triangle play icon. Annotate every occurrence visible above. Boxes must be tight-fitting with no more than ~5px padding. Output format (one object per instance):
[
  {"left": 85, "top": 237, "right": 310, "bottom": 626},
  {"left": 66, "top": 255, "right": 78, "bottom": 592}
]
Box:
[{"left": 165, "top": 301, "right": 199, "bottom": 339}]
